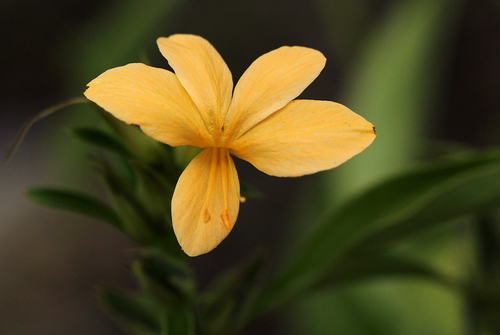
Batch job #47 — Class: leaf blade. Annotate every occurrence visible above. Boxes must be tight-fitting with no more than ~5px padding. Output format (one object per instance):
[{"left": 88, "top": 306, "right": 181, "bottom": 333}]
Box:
[
  {"left": 256, "top": 151, "right": 500, "bottom": 317},
  {"left": 25, "top": 187, "right": 121, "bottom": 228}
]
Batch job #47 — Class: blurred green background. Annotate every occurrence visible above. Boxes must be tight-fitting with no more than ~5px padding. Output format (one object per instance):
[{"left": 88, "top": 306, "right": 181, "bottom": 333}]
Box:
[{"left": 1, "top": 0, "right": 500, "bottom": 334}]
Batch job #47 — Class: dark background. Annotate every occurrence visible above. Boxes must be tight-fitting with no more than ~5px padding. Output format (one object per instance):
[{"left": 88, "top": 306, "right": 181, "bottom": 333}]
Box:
[{"left": 1, "top": 0, "right": 499, "bottom": 334}]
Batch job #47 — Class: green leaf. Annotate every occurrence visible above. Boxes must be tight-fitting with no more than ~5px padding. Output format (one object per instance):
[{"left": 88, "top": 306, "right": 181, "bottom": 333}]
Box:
[
  {"left": 173, "top": 145, "right": 202, "bottom": 170},
  {"left": 70, "top": 127, "right": 134, "bottom": 157},
  {"left": 316, "top": 255, "right": 458, "bottom": 291},
  {"left": 94, "top": 106, "right": 183, "bottom": 184},
  {"left": 299, "top": 0, "right": 469, "bottom": 332},
  {"left": 99, "top": 287, "right": 161, "bottom": 335},
  {"left": 200, "top": 250, "right": 267, "bottom": 335},
  {"left": 346, "top": 159, "right": 500, "bottom": 257},
  {"left": 329, "top": 0, "right": 467, "bottom": 201},
  {"left": 466, "top": 213, "right": 500, "bottom": 334},
  {"left": 131, "top": 160, "right": 175, "bottom": 220},
  {"left": 159, "top": 307, "right": 196, "bottom": 335},
  {"left": 133, "top": 251, "right": 194, "bottom": 307},
  {"left": 95, "top": 106, "right": 168, "bottom": 164},
  {"left": 25, "top": 187, "right": 121, "bottom": 228},
  {"left": 257, "top": 151, "right": 500, "bottom": 317},
  {"left": 93, "top": 156, "right": 169, "bottom": 245}
]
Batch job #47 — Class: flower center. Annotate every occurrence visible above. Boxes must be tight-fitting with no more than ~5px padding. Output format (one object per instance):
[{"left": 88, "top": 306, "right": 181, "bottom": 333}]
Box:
[{"left": 213, "top": 123, "right": 228, "bottom": 147}]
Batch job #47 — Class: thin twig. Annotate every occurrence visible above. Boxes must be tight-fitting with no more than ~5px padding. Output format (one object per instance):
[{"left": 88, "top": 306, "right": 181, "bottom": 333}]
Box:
[{"left": 4, "top": 97, "right": 89, "bottom": 161}]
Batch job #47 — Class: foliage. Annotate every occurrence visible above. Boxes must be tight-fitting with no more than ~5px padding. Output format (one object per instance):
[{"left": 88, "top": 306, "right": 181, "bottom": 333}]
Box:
[
  {"left": 24, "top": 101, "right": 500, "bottom": 334},
  {"left": 14, "top": 0, "right": 500, "bottom": 334}
]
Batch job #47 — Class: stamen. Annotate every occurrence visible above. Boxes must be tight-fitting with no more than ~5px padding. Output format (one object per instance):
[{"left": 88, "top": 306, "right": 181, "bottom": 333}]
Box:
[
  {"left": 219, "top": 149, "right": 234, "bottom": 230},
  {"left": 220, "top": 209, "right": 231, "bottom": 229},
  {"left": 219, "top": 148, "right": 229, "bottom": 211},
  {"left": 226, "top": 150, "right": 245, "bottom": 203},
  {"left": 203, "top": 209, "right": 211, "bottom": 223},
  {"left": 201, "top": 148, "right": 218, "bottom": 222}
]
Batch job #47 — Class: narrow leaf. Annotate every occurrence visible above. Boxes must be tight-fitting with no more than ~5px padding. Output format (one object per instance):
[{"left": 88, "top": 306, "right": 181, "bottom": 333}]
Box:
[
  {"left": 70, "top": 127, "right": 134, "bottom": 157},
  {"left": 160, "top": 307, "right": 196, "bottom": 335},
  {"left": 331, "top": 0, "right": 466, "bottom": 198},
  {"left": 347, "top": 161, "right": 500, "bottom": 256},
  {"left": 99, "top": 287, "right": 161, "bottom": 335},
  {"left": 257, "top": 151, "right": 500, "bottom": 317},
  {"left": 25, "top": 187, "right": 121, "bottom": 228},
  {"left": 200, "top": 250, "right": 266, "bottom": 335},
  {"left": 93, "top": 157, "right": 168, "bottom": 244},
  {"left": 316, "top": 255, "right": 459, "bottom": 290},
  {"left": 133, "top": 252, "right": 194, "bottom": 307}
]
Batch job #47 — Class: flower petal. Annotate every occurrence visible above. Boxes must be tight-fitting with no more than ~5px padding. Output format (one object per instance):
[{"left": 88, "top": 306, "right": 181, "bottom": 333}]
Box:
[
  {"left": 84, "top": 63, "right": 210, "bottom": 147},
  {"left": 230, "top": 100, "right": 376, "bottom": 177},
  {"left": 157, "top": 35, "right": 233, "bottom": 133},
  {"left": 224, "top": 46, "right": 326, "bottom": 140},
  {"left": 172, "top": 147, "right": 240, "bottom": 256}
]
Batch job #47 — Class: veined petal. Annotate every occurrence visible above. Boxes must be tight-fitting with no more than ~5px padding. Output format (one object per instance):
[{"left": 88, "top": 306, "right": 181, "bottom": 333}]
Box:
[
  {"left": 172, "top": 147, "right": 240, "bottom": 256},
  {"left": 230, "top": 100, "right": 376, "bottom": 177},
  {"left": 224, "top": 46, "right": 326, "bottom": 140},
  {"left": 157, "top": 34, "right": 233, "bottom": 133},
  {"left": 84, "top": 63, "right": 210, "bottom": 147}
]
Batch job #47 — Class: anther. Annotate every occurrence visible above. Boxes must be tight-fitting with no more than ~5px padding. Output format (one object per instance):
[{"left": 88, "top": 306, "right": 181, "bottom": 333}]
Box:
[
  {"left": 203, "top": 209, "right": 211, "bottom": 223},
  {"left": 220, "top": 209, "right": 231, "bottom": 229}
]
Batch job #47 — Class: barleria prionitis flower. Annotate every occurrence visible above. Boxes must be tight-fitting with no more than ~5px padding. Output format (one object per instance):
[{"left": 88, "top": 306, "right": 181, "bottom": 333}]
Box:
[{"left": 84, "top": 34, "right": 376, "bottom": 256}]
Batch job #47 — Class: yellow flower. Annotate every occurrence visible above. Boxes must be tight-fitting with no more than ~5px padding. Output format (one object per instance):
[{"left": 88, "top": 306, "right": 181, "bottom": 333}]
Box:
[{"left": 84, "top": 34, "right": 376, "bottom": 256}]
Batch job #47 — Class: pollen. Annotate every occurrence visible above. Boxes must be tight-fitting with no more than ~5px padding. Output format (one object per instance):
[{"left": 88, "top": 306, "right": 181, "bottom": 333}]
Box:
[{"left": 220, "top": 209, "right": 231, "bottom": 229}]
